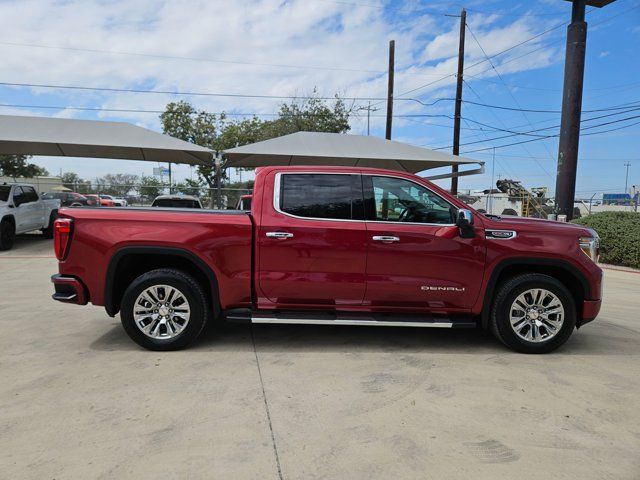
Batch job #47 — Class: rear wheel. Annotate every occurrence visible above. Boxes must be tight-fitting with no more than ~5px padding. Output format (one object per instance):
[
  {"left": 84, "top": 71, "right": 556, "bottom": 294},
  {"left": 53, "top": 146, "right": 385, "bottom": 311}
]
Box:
[
  {"left": 41, "top": 211, "right": 57, "bottom": 239},
  {"left": 490, "top": 273, "right": 576, "bottom": 353},
  {"left": 0, "top": 220, "right": 16, "bottom": 250},
  {"left": 120, "top": 269, "right": 210, "bottom": 350}
]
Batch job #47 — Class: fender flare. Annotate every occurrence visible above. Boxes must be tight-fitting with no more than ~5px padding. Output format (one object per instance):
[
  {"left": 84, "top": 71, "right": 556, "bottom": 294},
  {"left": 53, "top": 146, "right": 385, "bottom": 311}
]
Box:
[
  {"left": 104, "top": 246, "right": 221, "bottom": 317},
  {"left": 480, "top": 257, "right": 592, "bottom": 328}
]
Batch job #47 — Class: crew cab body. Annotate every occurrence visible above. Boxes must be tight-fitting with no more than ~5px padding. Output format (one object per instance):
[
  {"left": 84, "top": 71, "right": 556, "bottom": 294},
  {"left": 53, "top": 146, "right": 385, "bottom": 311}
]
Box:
[
  {"left": 52, "top": 166, "right": 602, "bottom": 353},
  {"left": 0, "top": 183, "right": 60, "bottom": 250}
]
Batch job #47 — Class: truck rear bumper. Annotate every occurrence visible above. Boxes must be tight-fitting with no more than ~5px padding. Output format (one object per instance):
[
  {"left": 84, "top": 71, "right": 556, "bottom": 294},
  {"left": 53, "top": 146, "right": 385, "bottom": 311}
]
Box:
[
  {"left": 580, "top": 299, "right": 602, "bottom": 326},
  {"left": 51, "top": 274, "right": 88, "bottom": 305}
]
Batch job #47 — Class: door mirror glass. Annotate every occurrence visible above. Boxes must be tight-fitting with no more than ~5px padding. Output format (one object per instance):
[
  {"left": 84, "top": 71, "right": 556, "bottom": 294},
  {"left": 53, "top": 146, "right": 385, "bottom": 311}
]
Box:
[{"left": 456, "top": 209, "right": 475, "bottom": 238}]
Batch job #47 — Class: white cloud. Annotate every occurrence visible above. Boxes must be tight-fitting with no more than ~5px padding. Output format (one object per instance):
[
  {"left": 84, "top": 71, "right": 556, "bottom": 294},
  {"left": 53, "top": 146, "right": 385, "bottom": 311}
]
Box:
[{"left": 0, "top": 0, "right": 561, "bottom": 180}]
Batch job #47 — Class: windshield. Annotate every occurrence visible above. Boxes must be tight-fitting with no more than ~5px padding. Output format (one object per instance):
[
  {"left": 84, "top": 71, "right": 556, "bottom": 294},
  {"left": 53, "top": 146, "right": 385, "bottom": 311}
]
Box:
[
  {"left": 0, "top": 185, "right": 11, "bottom": 202},
  {"left": 152, "top": 199, "right": 201, "bottom": 209}
]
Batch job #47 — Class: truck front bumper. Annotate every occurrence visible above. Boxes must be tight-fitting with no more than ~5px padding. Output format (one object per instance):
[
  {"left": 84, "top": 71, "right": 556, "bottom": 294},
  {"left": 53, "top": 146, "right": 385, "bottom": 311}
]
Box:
[
  {"left": 580, "top": 299, "right": 602, "bottom": 326},
  {"left": 51, "top": 274, "right": 88, "bottom": 305}
]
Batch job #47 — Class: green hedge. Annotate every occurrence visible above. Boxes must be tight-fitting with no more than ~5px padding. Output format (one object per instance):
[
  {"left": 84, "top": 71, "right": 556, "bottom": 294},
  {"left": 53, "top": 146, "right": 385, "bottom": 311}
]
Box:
[{"left": 572, "top": 211, "right": 640, "bottom": 269}]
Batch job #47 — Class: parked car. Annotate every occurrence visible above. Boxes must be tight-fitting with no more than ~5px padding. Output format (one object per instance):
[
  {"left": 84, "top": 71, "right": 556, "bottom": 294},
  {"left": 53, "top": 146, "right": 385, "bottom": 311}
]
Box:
[
  {"left": 98, "top": 194, "right": 126, "bottom": 207},
  {"left": 84, "top": 194, "right": 114, "bottom": 207},
  {"left": 0, "top": 183, "right": 60, "bottom": 250},
  {"left": 151, "top": 195, "right": 202, "bottom": 209},
  {"left": 111, "top": 197, "right": 128, "bottom": 207},
  {"left": 43, "top": 191, "right": 93, "bottom": 207},
  {"left": 51, "top": 166, "right": 602, "bottom": 353},
  {"left": 236, "top": 194, "right": 252, "bottom": 211}
]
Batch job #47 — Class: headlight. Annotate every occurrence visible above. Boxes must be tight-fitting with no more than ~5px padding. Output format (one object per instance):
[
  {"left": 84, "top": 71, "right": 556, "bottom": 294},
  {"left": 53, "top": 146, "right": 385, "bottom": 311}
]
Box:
[{"left": 579, "top": 234, "right": 600, "bottom": 263}]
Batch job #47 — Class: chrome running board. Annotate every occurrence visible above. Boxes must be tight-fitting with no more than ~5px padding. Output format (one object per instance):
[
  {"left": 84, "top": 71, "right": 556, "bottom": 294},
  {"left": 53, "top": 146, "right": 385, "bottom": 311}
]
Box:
[{"left": 225, "top": 309, "right": 475, "bottom": 329}]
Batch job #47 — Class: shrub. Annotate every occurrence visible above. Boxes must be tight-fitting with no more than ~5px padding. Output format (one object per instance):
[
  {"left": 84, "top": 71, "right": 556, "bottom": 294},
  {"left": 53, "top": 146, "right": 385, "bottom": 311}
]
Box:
[{"left": 572, "top": 211, "right": 640, "bottom": 268}]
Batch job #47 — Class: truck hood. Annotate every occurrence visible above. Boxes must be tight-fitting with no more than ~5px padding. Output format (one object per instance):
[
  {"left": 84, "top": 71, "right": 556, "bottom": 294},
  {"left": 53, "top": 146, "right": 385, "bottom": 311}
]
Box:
[{"left": 482, "top": 215, "right": 593, "bottom": 236}]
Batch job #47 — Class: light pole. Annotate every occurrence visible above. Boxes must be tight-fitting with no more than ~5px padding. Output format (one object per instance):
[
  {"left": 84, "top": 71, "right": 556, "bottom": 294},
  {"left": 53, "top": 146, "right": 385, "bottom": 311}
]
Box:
[{"left": 624, "top": 162, "right": 631, "bottom": 193}]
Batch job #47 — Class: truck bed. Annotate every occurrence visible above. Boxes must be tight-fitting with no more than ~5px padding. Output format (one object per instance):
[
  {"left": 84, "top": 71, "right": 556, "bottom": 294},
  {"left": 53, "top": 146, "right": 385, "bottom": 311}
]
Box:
[{"left": 57, "top": 206, "right": 254, "bottom": 310}]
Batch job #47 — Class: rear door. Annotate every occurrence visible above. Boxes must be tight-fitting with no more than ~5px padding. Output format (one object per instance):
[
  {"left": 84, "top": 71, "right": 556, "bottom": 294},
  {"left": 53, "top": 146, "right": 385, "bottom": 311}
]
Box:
[
  {"left": 257, "top": 171, "right": 367, "bottom": 307},
  {"left": 363, "top": 174, "right": 485, "bottom": 311},
  {"left": 22, "top": 186, "right": 44, "bottom": 228}
]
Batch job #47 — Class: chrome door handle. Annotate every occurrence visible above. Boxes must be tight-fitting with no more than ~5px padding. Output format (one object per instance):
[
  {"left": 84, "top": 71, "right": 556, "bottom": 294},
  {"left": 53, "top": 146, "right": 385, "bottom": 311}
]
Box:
[
  {"left": 372, "top": 235, "right": 400, "bottom": 243},
  {"left": 266, "top": 231, "right": 294, "bottom": 239}
]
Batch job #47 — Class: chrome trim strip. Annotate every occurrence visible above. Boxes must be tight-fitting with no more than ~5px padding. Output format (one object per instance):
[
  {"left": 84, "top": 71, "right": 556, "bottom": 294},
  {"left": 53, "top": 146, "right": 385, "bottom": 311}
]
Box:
[{"left": 251, "top": 317, "right": 454, "bottom": 328}]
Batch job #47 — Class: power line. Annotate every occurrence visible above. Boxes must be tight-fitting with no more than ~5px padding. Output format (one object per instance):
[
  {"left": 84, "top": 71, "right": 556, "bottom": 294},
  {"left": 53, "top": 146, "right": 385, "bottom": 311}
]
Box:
[
  {"left": 461, "top": 115, "right": 640, "bottom": 154},
  {"left": 0, "top": 102, "right": 455, "bottom": 119}
]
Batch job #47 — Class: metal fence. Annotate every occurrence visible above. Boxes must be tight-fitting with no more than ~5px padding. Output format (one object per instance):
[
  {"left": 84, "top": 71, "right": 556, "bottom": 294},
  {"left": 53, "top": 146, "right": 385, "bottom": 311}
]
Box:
[{"left": 61, "top": 182, "right": 252, "bottom": 209}]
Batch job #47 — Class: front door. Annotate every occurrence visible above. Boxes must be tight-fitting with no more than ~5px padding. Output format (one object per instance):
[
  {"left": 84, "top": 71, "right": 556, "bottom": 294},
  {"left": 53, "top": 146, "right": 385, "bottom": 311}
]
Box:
[
  {"left": 363, "top": 175, "right": 485, "bottom": 312},
  {"left": 257, "top": 172, "right": 367, "bottom": 307}
]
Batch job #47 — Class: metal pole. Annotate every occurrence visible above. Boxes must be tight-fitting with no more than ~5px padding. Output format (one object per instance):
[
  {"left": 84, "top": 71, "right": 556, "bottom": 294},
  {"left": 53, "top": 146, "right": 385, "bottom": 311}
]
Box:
[
  {"left": 367, "top": 101, "right": 371, "bottom": 136},
  {"left": 215, "top": 153, "right": 222, "bottom": 209},
  {"left": 168, "top": 163, "right": 172, "bottom": 194},
  {"left": 554, "top": 0, "right": 587, "bottom": 221},
  {"left": 385, "top": 40, "right": 395, "bottom": 140},
  {"left": 624, "top": 162, "right": 631, "bottom": 193},
  {"left": 451, "top": 8, "right": 466, "bottom": 196},
  {"left": 488, "top": 147, "right": 496, "bottom": 214}
]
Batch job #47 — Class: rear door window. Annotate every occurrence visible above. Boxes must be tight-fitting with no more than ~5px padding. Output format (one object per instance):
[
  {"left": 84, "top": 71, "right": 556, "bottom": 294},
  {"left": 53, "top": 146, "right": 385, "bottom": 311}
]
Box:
[{"left": 278, "top": 174, "right": 363, "bottom": 220}]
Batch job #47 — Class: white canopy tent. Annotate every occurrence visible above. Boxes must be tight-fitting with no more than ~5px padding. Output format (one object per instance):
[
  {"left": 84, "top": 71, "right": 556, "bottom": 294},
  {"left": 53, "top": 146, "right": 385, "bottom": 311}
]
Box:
[
  {"left": 224, "top": 131, "right": 484, "bottom": 179},
  {"left": 0, "top": 115, "right": 213, "bottom": 165}
]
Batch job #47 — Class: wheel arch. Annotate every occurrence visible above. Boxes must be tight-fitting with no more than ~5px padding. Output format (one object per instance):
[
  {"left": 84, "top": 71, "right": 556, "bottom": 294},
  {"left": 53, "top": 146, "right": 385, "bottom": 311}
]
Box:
[
  {"left": 480, "top": 257, "right": 591, "bottom": 329},
  {"left": 104, "top": 246, "right": 221, "bottom": 318},
  {"left": 1, "top": 214, "right": 16, "bottom": 226}
]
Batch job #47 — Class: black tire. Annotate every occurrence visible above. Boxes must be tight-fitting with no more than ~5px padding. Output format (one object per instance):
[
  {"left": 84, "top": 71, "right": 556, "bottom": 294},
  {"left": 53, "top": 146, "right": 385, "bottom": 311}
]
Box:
[
  {"left": 490, "top": 273, "right": 576, "bottom": 354},
  {"left": 501, "top": 208, "right": 518, "bottom": 216},
  {"left": 41, "top": 211, "right": 57, "bottom": 239},
  {"left": 120, "top": 268, "right": 210, "bottom": 351},
  {"left": 0, "top": 219, "right": 16, "bottom": 251}
]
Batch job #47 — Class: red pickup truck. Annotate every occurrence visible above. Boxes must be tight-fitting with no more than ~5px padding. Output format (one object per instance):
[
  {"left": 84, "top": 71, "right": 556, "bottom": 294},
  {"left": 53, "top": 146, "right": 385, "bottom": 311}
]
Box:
[{"left": 51, "top": 166, "right": 602, "bottom": 353}]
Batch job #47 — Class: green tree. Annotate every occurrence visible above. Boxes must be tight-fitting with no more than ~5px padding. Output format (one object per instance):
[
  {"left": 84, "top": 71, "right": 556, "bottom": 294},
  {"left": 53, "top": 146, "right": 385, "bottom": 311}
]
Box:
[
  {"left": 137, "top": 176, "right": 163, "bottom": 201},
  {"left": 61, "top": 172, "right": 91, "bottom": 194},
  {"left": 96, "top": 173, "right": 139, "bottom": 197},
  {"left": 160, "top": 93, "right": 351, "bottom": 206},
  {"left": 175, "top": 178, "right": 204, "bottom": 197},
  {"left": 0, "top": 154, "right": 49, "bottom": 178}
]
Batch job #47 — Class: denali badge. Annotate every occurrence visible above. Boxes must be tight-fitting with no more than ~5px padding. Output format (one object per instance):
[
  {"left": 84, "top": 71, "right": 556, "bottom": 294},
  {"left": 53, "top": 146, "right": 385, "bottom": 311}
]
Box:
[
  {"left": 485, "top": 230, "right": 516, "bottom": 240},
  {"left": 421, "top": 286, "right": 465, "bottom": 292}
]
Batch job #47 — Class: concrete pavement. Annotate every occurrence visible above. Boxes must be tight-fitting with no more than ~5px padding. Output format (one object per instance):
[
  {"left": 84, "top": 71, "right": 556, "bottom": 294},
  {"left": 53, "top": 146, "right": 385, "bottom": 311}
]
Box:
[{"left": 1, "top": 235, "right": 639, "bottom": 479}]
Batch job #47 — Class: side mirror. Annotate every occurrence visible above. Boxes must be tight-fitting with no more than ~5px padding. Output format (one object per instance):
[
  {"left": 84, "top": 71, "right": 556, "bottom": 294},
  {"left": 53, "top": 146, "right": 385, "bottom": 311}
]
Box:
[{"left": 456, "top": 209, "right": 475, "bottom": 238}]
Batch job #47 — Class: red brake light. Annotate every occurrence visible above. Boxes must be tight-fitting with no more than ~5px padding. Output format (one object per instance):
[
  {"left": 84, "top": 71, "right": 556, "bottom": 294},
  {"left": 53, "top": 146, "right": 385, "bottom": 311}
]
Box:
[{"left": 54, "top": 218, "right": 73, "bottom": 261}]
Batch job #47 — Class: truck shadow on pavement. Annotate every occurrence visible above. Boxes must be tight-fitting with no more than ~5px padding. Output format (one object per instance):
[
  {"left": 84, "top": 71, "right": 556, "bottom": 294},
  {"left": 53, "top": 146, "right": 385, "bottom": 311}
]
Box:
[{"left": 90, "top": 320, "right": 640, "bottom": 356}]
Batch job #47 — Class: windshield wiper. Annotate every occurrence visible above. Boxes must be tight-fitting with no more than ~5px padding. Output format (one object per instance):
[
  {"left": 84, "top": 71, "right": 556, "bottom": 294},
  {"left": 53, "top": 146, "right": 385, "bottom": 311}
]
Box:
[{"left": 483, "top": 213, "right": 502, "bottom": 220}]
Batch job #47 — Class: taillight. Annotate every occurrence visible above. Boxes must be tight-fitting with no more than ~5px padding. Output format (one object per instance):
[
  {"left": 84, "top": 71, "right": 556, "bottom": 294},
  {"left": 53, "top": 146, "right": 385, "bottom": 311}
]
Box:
[{"left": 54, "top": 218, "right": 73, "bottom": 261}]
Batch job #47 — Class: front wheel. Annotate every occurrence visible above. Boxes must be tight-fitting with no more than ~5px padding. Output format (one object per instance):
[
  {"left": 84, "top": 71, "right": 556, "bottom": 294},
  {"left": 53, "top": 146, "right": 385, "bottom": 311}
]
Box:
[
  {"left": 120, "top": 269, "right": 210, "bottom": 351},
  {"left": 0, "top": 220, "right": 16, "bottom": 250},
  {"left": 490, "top": 273, "right": 576, "bottom": 354}
]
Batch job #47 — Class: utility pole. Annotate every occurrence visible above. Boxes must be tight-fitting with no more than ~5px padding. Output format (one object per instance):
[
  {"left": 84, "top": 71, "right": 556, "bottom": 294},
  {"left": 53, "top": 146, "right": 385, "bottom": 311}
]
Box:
[
  {"left": 385, "top": 40, "right": 395, "bottom": 140},
  {"left": 168, "top": 162, "right": 172, "bottom": 194},
  {"left": 555, "top": 0, "right": 616, "bottom": 220},
  {"left": 358, "top": 102, "right": 379, "bottom": 136},
  {"left": 451, "top": 8, "right": 466, "bottom": 196},
  {"left": 624, "top": 162, "right": 631, "bottom": 193}
]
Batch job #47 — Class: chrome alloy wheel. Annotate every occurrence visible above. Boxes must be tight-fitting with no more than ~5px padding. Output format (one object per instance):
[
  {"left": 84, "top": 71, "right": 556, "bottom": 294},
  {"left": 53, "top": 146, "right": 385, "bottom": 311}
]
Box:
[
  {"left": 509, "top": 288, "right": 564, "bottom": 343},
  {"left": 133, "top": 284, "right": 191, "bottom": 340}
]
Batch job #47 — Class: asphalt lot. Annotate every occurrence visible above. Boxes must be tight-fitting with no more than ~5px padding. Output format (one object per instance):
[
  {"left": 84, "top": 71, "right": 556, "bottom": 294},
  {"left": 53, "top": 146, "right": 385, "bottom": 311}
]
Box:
[{"left": 1, "top": 234, "right": 639, "bottom": 479}]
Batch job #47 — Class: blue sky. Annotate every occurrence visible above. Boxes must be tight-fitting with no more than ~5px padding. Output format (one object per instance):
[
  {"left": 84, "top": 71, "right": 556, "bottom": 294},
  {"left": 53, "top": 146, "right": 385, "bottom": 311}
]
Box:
[{"left": 0, "top": 0, "right": 638, "bottom": 198}]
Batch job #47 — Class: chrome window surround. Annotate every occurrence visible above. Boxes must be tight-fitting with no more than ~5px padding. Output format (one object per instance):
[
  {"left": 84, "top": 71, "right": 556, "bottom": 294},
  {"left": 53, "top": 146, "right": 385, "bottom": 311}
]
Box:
[{"left": 273, "top": 172, "right": 457, "bottom": 227}]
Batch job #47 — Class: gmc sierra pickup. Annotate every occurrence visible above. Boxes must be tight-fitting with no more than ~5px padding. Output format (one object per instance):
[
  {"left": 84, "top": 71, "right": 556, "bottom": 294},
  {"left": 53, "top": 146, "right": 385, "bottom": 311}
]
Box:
[{"left": 51, "top": 166, "right": 602, "bottom": 353}]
